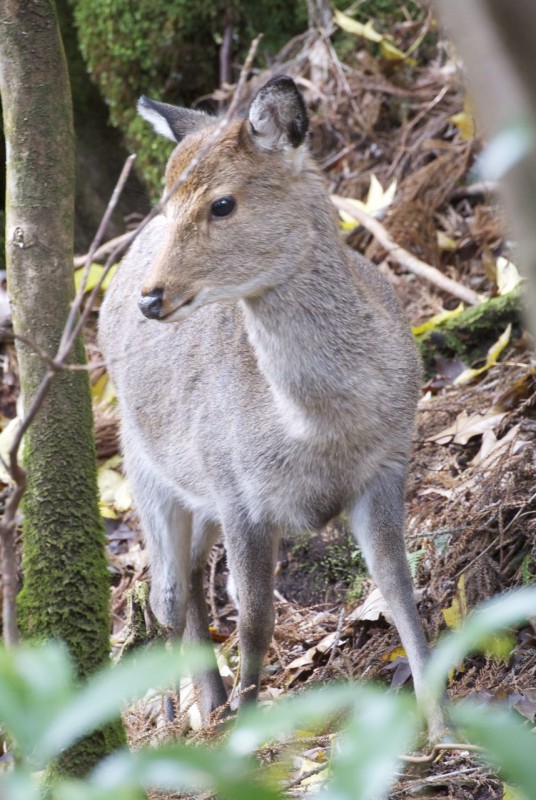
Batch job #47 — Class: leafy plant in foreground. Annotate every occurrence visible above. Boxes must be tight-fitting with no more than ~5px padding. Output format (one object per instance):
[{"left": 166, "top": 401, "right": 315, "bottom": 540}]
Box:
[{"left": 0, "top": 588, "right": 535, "bottom": 799}]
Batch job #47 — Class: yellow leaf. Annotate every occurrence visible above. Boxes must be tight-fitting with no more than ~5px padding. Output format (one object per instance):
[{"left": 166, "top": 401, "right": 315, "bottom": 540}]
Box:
[
  {"left": 450, "top": 96, "right": 475, "bottom": 141},
  {"left": 442, "top": 574, "right": 467, "bottom": 629},
  {"left": 333, "top": 9, "right": 382, "bottom": 41},
  {"left": 98, "top": 463, "right": 133, "bottom": 515},
  {"left": 0, "top": 413, "right": 11, "bottom": 432},
  {"left": 437, "top": 231, "right": 457, "bottom": 252},
  {"left": 412, "top": 303, "right": 465, "bottom": 336},
  {"left": 338, "top": 210, "right": 358, "bottom": 233},
  {"left": 99, "top": 502, "right": 118, "bottom": 520},
  {"left": 380, "top": 38, "right": 416, "bottom": 65},
  {"left": 102, "top": 454, "right": 122, "bottom": 470},
  {"left": 333, "top": 176, "right": 397, "bottom": 228},
  {"left": 334, "top": 9, "right": 416, "bottom": 64},
  {"left": 101, "top": 262, "right": 118, "bottom": 292},
  {"left": 454, "top": 324, "right": 512, "bottom": 385},
  {"left": 74, "top": 262, "right": 118, "bottom": 295},
  {"left": 496, "top": 257, "right": 522, "bottom": 295},
  {"left": 503, "top": 783, "right": 528, "bottom": 800},
  {"left": 366, "top": 174, "right": 397, "bottom": 215},
  {"left": 0, "top": 417, "right": 21, "bottom": 485},
  {"left": 91, "top": 373, "right": 117, "bottom": 407},
  {"left": 75, "top": 263, "right": 104, "bottom": 295},
  {"left": 450, "top": 112, "right": 475, "bottom": 141},
  {"left": 381, "top": 646, "right": 407, "bottom": 662},
  {"left": 91, "top": 373, "right": 107, "bottom": 402}
]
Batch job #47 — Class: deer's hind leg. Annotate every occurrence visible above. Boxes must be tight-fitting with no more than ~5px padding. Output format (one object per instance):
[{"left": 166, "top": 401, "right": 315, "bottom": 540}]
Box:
[{"left": 350, "top": 464, "right": 444, "bottom": 739}]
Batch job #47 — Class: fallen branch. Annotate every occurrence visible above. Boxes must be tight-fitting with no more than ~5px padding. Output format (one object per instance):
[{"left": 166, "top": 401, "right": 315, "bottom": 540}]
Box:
[
  {"left": 400, "top": 741, "right": 484, "bottom": 764},
  {"left": 331, "top": 196, "right": 482, "bottom": 306}
]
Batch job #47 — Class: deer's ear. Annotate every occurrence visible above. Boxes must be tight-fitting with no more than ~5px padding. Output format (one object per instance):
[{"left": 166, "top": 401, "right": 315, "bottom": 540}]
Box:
[
  {"left": 248, "top": 76, "right": 308, "bottom": 151},
  {"left": 137, "top": 97, "right": 213, "bottom": 142}
]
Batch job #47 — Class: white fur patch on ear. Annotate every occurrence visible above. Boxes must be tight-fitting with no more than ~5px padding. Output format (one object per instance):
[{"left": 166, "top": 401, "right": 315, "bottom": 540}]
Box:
[
  {"left": 284, "top": 143, "right": 308, "bottom": 173},
  {"left": 137, "top": 99, "right": 177, "bottom": 141},
  {"left": 249, "top": 103, "right": 289, "bottom": 151},
  {"left": 248, "top": 76, "right": 308, "bottom": 152}
]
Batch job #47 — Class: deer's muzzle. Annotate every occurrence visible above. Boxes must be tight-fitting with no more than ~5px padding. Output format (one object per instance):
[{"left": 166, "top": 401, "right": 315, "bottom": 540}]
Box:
[{"left": 138, "top": 287, "right": 164, "bottom": 319}]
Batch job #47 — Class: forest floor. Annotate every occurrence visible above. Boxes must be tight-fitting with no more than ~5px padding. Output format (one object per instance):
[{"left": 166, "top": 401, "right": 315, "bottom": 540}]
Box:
[{"left": 1, "top": 6, "right": 535, "bottom": 800}]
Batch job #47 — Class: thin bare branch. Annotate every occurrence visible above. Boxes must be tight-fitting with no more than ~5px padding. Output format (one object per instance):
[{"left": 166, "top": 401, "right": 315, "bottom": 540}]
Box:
[
  {"left": 59, "top": 154, "right": 136, "bottom": 357},
  {"left": 73, "top": 232, "right": 131, "bottom": 268}
]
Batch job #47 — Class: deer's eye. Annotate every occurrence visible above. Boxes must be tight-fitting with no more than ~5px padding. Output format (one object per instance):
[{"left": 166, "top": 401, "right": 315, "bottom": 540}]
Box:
[{"left": 210, "top": 196, "right": 236, "bottom": 218}]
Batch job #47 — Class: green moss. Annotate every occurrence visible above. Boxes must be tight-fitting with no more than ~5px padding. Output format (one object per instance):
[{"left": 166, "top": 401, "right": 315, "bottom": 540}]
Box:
[
  {"left": 17, "top": 340, "right": 127, "bottom": 776},
  {"left": 17, "top": 344, "right": 108, "bottom": 674},
  {"left": 291, "top": 516, "right": 368, "bottom": 600},
  {"left": 416, "top": 289, "right": 523, "bottom": 376},
  {"left": 71, "top": 0, "right": 307, "bottom": 198}
]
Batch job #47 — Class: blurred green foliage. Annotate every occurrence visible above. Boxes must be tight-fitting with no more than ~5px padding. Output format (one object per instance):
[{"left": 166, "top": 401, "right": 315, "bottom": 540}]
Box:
[
  {"left": 71, "top": 0, "right": 308, "bottom": 198},
  {"left": 353, "top": 0, "right": 423, "bottom": 23},
  {"left": 1, "top": 589, "right": 536, "bottom": 799}
]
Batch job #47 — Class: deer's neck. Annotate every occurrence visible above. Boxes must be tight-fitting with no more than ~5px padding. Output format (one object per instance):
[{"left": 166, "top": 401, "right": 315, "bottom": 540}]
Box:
[{"left": 240, "top": 215, "right": 372, "bottom": 437}]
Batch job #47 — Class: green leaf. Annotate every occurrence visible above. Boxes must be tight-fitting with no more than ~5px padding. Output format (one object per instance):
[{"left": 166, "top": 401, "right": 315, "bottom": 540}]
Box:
[
  {"left": 0, "top": 770, "right": 41, "bottom": 800},
  {"left": 91, "top": 744, "right": 280, "bottom": 800},
  {"left": 35, "top": 643, "right": 211, "bottom": 762},
  {"left": 452, "top": 702, "right": 535, "bottom": 800},
  {"left": 323, "top": 689, "right": 418, "bottom": 800},
  {"left": 0, "top": 642, "right": 74, "bottom": 758},
  {"left": 424, "top": 588, "right": 536, "bottom": 705},
  {"left": 227, "top": 684, "right": 359, "bottom": 756},
  {"left": 503, "top": 784, "right": 528, "bottom": 800},
  {"left": 227, "top": 683, "right": 420, "bottom": 800},
  {"left": 54, "top": 780, "right": 144, "bottom": 800}
]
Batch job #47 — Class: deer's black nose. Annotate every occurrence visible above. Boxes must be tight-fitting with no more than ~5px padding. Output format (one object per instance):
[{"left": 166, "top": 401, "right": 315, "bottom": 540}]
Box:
[{"left": 138, "top": 288, "right": 163, "bottom": 319}]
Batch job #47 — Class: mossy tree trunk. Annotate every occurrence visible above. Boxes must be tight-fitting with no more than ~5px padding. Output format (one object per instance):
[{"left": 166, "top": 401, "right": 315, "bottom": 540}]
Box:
[{"left": 0, "top": 0, "right": 124, "bottom": 776}]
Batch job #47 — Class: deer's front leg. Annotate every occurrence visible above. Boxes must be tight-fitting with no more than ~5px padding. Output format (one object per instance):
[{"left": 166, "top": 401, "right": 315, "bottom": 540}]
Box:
[{"left": 223, "top": 515, "right": 280, "bottom": 705}]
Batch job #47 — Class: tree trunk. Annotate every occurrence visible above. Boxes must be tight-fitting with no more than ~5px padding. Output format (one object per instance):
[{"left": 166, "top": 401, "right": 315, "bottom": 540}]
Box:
[
  {"left": 0, "top": 0, "right": 124, "bottom": 776},
  {"left": 437, "top": 0, "right": 536, "bottom": 336}
]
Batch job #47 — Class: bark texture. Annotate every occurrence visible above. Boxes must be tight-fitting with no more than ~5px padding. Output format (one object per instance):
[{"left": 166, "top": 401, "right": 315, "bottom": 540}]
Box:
[{"left": 0, "top": 0, "right": 124, "bottom": 775}]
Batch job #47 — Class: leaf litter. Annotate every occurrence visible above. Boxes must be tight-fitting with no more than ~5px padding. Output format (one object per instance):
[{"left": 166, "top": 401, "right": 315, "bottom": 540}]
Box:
[{"left": 0, "top": 4, "right": 535, "bottom": 798}]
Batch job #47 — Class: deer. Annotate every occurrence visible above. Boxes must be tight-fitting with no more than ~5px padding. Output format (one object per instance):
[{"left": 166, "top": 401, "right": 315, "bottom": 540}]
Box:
[{"left": 99, "top": 75, "right": 441, "bottom": 736}]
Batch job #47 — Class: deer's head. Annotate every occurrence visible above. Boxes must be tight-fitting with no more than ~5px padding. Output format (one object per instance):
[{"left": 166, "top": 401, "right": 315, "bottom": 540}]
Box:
[{"left": 137, "top": 76, "right": 311, "bottom": 322}]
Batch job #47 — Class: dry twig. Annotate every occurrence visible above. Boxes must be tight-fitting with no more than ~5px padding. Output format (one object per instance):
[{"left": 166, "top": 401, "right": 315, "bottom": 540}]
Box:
[{"left": 331, "top": 196, "right": 482, "bottom": 306}]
